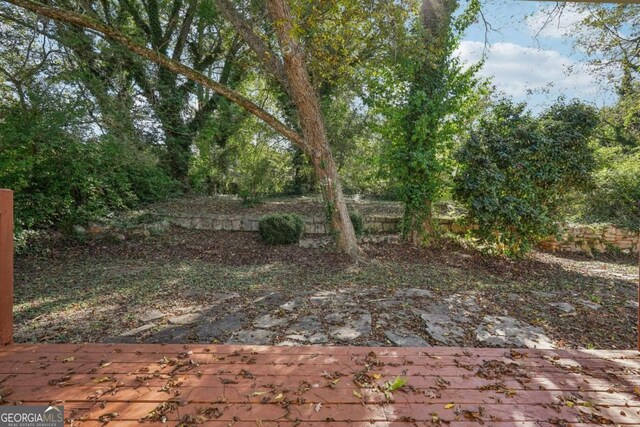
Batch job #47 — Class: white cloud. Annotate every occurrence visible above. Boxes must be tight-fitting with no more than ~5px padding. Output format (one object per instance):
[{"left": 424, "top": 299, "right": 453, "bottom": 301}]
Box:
[
  {"left": 455, "top": 41, "right": 598, "bottom": 100},
  {"left": 525, "top": 5, "right": 587, "bottom": 39}
]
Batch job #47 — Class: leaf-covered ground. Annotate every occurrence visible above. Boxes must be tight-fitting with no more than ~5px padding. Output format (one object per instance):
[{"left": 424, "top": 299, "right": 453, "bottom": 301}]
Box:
[{"left": 14, "top": 228, "right": 638, "bottom": 349}]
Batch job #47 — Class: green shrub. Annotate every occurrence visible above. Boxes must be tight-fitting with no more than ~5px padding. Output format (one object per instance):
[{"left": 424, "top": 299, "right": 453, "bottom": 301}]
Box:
[
  {"left": 454, "top": 100, "right": 598, "bottom": 256},
  {"left": 350, "top": 210, "right": 364, "bottom": 236},
  {"left": 586, "top": 150, "right": 640, "bottom": 231},
  {"left": 0, "top": 93, "right": 179, "bottom": 233},
  {"left": 258, "top": 213, "right": 305, "bottom": 245}
]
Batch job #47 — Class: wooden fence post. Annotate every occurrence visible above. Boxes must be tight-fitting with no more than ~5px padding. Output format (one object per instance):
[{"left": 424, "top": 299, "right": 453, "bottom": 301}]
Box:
[{"left": 0, "top": 189, "right": 13, "bottom": 346}]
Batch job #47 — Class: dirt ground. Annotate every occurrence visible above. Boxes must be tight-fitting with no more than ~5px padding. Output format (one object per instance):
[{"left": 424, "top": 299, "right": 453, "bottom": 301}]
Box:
[{"left": 13, "top": 226, "right": 638, "bottom": 349}]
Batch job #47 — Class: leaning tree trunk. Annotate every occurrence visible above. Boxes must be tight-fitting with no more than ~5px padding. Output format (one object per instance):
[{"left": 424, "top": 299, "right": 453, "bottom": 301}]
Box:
[{"left": 266, "top": 0, "right": 361, "bottom": 258}]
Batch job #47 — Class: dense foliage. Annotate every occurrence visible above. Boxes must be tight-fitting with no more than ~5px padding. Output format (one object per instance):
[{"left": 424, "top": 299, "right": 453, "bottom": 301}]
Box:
[
  {"left": 1, "top": 0, "right": 638, "bottom": 257},
  {"left": 258, "top": 213, "right": 305, "bottom": 245},
  {"left": 585, "top": 150, "right": 640, "bottom": 232},
  {"left": 0, "top": 86, "right": 177, "bottom": 232},
  {"left": 454, "top": 100, "right": 599, "bottom": 256},
  {"left": 368, "top": 0, "right": 484, "bottom": 244}
]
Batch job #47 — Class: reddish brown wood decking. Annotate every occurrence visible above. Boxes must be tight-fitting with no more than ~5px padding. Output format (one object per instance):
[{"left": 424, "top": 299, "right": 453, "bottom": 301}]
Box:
[
  {"left": 1, "top": 344, "right": 639, "bottom": 426},
  {"left": 0, "top": 190, "right": 13, "bottom": 347}
]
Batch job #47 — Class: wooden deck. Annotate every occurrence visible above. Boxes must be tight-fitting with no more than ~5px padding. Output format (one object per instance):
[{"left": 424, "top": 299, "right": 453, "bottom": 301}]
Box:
[{"left": 0, "top": 344, "right": 639, "bottom": 426}]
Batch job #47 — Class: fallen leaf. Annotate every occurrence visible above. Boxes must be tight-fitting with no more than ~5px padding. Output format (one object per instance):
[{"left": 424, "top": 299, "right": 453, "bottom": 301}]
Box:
[
  {"left": 353, "top": 390, "right": 363, "bottom": 399},
  {"left": 98, "top": 412, "right": 118, "bottom": 423},
  {"left": 445, "top": 403, "right": 455, "bottom": 409},
  {"left": 314, "top": 402, "right": 322, "bottom": 412},
  {"left": 62, "top": 357, "right": 75, "bottom": 363}
]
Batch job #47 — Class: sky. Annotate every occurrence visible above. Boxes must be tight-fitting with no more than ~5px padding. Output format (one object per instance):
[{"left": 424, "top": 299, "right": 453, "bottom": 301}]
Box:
[{"left": 455, "top": 0, "right": 616, "bottom": 112}]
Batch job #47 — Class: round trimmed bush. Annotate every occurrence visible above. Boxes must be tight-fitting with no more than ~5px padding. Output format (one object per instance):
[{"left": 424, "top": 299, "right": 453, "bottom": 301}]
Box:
[
  {"left": 350, "top": 210, "right": 364, "bottom": 236},
  {"left": 258, "top": 213, "right": 305, "bottom": 245}
]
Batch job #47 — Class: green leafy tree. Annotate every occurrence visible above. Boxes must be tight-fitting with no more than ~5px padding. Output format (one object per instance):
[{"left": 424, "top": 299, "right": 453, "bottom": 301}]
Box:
[
  {"left": 454, "top": 99, "right": 599, "bottom": 256},
  {"left": 383, "top": 0, "right": 484, "bottom": 244}
]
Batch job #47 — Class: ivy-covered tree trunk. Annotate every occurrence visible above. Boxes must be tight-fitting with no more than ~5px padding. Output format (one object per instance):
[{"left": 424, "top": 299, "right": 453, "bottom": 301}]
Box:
[
  {"left": 398, "top": 0, "right": 457, "bottom": 245},
  {"left": 266, "top": 0, "right": 361, "bottom": 258}
]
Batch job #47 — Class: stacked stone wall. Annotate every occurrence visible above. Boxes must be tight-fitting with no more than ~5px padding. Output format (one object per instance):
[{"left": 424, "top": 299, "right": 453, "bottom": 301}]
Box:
[{"left": 162, "top": 213, "right": 638, "bottom": 254}]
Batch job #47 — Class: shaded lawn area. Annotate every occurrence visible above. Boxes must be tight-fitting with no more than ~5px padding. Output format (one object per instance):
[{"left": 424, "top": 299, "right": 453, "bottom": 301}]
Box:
[{"left": 13, "top": 227, "right": 638, "bottom": 349}]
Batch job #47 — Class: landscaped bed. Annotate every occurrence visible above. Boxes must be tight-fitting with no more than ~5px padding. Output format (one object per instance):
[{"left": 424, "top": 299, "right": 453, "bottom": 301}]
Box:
[{"left": 14, "top": 225, "right": 638, "bottom": 349}]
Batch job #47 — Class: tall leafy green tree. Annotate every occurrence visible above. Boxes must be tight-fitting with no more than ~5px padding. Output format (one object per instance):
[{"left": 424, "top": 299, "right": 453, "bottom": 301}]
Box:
[{"left": 385, "top": 0, "right": 483, "bottom": 244}]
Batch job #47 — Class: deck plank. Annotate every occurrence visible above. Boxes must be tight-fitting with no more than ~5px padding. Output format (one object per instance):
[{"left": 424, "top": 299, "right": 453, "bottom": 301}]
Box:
[{"left": 1, "top": 344, "right": 639, "bottom": 425}]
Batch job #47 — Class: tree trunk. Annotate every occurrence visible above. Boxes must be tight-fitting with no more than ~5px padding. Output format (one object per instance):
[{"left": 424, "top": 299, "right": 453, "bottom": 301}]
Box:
[
  {"left": 266, "top": 0, "right": 361, "bottom": 258},
  {"left": 408, "top": 201, "right": 435, "bottom": 246}
]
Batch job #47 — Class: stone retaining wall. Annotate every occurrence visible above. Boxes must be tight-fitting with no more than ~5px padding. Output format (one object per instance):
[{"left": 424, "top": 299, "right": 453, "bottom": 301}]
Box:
[
  {"left": 162, "top": 213, "right": 638, "bottom": 254},
  {"left": 163, "top": 214, "right": 404, "bottom": 235},
  {"left": 540, "top": 225, "right": 639, "bottom": 255}
]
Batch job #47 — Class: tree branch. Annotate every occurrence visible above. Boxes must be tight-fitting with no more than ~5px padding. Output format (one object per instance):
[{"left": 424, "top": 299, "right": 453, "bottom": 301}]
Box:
[
  {"left": 171, "top": 0, "right": 196, "bottom": 61},
  {"left": 3, "top": 0, "right": 304, "bottom": 147},
  {"left": 162, "top": 0, "right": 182, "bottom": 46},
  {"left": 214, "top": 0, "right": 289, "bottom": 94}
]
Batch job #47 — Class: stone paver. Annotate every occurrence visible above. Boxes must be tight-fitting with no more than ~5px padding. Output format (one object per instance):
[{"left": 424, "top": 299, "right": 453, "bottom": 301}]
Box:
[
  {"left": 229, "top": 329, "right": 274, "bottom": 345},
  {"left": 167, "top": 313, "right": 202, "bottom": 325},
  {"left": 385, "top": 330, "right": 429, "bottom": 347},
  {"left": 550, "top": 302, "right": 576, "bottom": 313},
  {"left": 196, "top": 312, "right": 246, "bottom": 341},
  {"left": 324, "top": 312, "right": 346, "bottom": 325},
  {"left": 253, "top": 292, "right": 284, "bottom": 306},
  {"left": 254, "top": 313, "right": 289, "bottom": 329},
  {"left": 420, "top": 312, "right": 466, "bottom": 345},
  {"left": 280, "top": 298, "right": 304, "bottom": 312},
  {"left": 329, "top": 312, "right": 371, "bottom": 341},
  {"left": 121, "top": 323, "right": 156, "bottom": 337},
  {"left": 287, "top": 316, "right": 323, "bottom": 336},
  {"left": 139, "top": 309, "right": 166, "bottom": 323},
  {"left": 578, "top": 299, "right": 602, "bottom": 310},
  {"left": 475, "top": 315, "right": 555, "bottom": 349},
  {"left": 285, "top": 332, "right": 328, "bottom": 344},
  {"left": 397, "top": 288, "right": 434, "bottom": 299},
  {"left": 147, "top": 326, "right": 191, "bottom": 343}
]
